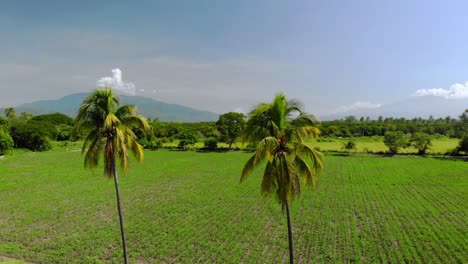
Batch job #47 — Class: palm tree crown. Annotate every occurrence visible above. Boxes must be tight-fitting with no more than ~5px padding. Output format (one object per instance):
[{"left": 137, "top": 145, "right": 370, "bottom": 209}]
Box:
[
  {"left": 241, "top": 93, "right": 324, "bottom": 208},
  {"left": 72, "top": 88, "right": 150, "bottom": 176}
]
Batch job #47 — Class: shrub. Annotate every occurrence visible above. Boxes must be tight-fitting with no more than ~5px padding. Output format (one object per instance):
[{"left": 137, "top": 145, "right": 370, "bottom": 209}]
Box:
[
  {"left": 10, "top": 121, "right": 54, "bottom": 151},
  {"left": 176, "top": 129, "right": 198, "bottom": 149},
  {"left": 0, "top": 130, "right": 14, "bottom": 155},
  {"left": 342, "top": 140, "right": 356, "bottom": 151},
  {"left": 458, "top": 135, "right": 468, "bottom": 155},
  {"left": 204, "top": 138, "right": 218, "bottom": 150},
  {"left": 147, "top": 139, "right": 163, "bottom": 150}
]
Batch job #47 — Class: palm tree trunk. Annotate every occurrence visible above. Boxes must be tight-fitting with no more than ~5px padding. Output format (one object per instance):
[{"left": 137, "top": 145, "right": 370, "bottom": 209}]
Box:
[
  {"left": 285, "top": 201, "right": 294, "bottom": 264},
  {"left": 111, "top": 145, "right": 129, "bottom": 264}
]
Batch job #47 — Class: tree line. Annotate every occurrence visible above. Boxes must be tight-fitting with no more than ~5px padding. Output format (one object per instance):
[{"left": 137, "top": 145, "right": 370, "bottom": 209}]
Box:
[{"left": 1, "top": 106, "right": 467, "bottom": 156}]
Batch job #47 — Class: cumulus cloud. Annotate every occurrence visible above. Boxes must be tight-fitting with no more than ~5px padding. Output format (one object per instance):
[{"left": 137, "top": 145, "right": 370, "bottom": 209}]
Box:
[
  {"left": 413, "top": 82, "right": 468, "bottom": 99},
  {"left": 335, "top": 101, "right": 382, "bottom": 113},
  {"left": 97, "top": 68, "right": 136, "bottom": 95}
]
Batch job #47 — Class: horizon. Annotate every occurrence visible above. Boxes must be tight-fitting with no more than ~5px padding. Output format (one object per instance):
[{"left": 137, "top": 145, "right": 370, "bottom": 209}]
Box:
[{"left": 1, "top": 1, "right": 468, "bottom": 116}]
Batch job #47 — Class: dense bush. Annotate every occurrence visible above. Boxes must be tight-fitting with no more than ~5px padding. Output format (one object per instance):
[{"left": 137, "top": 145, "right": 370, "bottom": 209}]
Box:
[
  {"left": 0, "top": 130, "right": 14, "bottom": 155},
  {"left": 409, "top": 132, "right": 432, "bottom": 155},
  {"left": 383, "top": 131, "right": 408, "bottom": 155},
  {"left": 457, "top": 135, "right": 468, "bottom": 155},
  {"left": 56, "top": 124, "right": 73, "bottom": 141},
  {"left": 342, "top": 140, "right": 356, "bottom": 151},
  {"left": 31, "top": 113, "right": 74, "bottom": 126},
  {"left": 204, "top": 137, "right": 218, "bottom": 150},
  {"left": 10, "top": 121, "right": 54, "bottom": 151},
  {"left": 176, "top": 129, "right": 198, "bottom": 149}
]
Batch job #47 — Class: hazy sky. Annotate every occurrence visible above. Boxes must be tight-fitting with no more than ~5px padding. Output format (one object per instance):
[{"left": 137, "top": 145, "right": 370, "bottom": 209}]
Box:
[{"left": 1, "top": 0, "right": 467, "bottom": 116}]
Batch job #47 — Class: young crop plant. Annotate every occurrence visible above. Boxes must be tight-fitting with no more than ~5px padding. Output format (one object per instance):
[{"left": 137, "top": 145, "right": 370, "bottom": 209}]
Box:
[
  {"left": 71, "top": 88, "right": 150, "bottom": 264},
  {"left": 240, "top": 93, "right": 324, "bottom": 264}
]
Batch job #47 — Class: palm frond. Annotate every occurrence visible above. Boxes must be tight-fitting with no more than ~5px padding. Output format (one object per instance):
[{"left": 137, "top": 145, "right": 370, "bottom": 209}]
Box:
[
  {"left": 293, "top": 154, "right": 316, "bottom": 187},
  {"left": 261, "top": 160, "right": 278, "bottom": 197},
  {"left": 292, "top": 142, "right": 325, "bottom": 175},
  {"left": 84, "top": 136, "right": 104, "bottom": 171},
  {"left": 241, "top": 154, "right": 260, "bottom": 182},
  {"left": 121, "top": 115, "right": 151, "bottom": 133}
]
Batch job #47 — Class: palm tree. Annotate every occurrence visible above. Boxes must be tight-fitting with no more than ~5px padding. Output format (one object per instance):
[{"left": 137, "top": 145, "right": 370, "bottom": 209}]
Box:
[
  {"left": 72, "top": 88, "right": 150, "bottom": 264},
  {"left": 240, "top": 93, "right": 324, "bottom": 264},
  {"left": 4, "top": 107, "right": 15, "bottom": 119}
]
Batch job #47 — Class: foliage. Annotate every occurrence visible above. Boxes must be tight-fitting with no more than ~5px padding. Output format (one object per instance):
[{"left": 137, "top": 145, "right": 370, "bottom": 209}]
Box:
[
  {"left": 4, "top": 107, "right": 15, "bottom": 119},
  {"left": 409, "top": 132, "right": 432, "bottom": 155},
  {"left": 203, "top": 137, "right": 218, "bottom": 150},
  {"left": 241, "top": 94, "right": 324, "bottom": 207},
  {"left": 9, "top": 121, "right": 55, "bottom": 151},
  {"left": 31, "top": 113, "right": 74, "bottom": 126},
  {"left": 18, "top": 112, "right": 33, "bottom": 122},
  {"left": 0, "top": 129, "right": 14, "bottom": 155},
  {"left": 56, "top": 124, "right": 73, "bottom": 141},
  {"left": 72, "top": 88, "right": 150, "bottom": 176},
  {"left": 383, "top": 131, "right": 408, "bottom": 155},
  {"left": 72, "top": 88, "right": 150, "bottom": 264},
  {"left": 241, "top": 93, "right": 324, "bottom": 264},
  {"left": 139, "top": 137, "right": 164, "bottom": 150},
  {"left": 0, "top": 116, "right": 9, "bottom": 130},
  {"left": 216, "top": 112, "right": 245, "bottom": 150},
  {"left": 457, "top": 135, "right": 468, "bottom": 154},
  {"left": 177, "top": 129, "right": 198, "bottom": 149},
  {"left": 342, "top": 140, "right": 356, "bottom": 152}
]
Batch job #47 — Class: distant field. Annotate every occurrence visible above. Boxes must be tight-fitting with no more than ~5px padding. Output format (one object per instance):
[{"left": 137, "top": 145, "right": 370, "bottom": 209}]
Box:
[
  {"left": 311, "top": 137, "right": 460, "bottom": 154},
  {"left": 0, "top": 149, "right": 466, "bottom": 263},
  {"left": 162, "top": 137, "right": 460, "bottom": 155}
]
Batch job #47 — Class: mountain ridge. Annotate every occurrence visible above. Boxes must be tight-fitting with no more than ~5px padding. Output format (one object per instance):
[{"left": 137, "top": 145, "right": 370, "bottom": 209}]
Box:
[{"left": 1, "top": 93, "right": 220, "bottom": 122}]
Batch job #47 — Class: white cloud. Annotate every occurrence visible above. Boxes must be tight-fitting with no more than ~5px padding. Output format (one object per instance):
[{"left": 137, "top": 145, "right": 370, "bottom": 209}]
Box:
[
  {"left": 97, "top": 68, "right": 136, "bottom": 95},
  {"left": 413, "top": 81, "right": 468, "bottom": 99},
  {"left": 335, "top": 101, "right": 382, "bottom": 113}
]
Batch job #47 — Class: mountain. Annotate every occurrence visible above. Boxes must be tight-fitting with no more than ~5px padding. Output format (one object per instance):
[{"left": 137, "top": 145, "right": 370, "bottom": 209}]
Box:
[
  {"left": 321, "top": 96, "right": 468, "bottom": 121},
  {"left": 1, "top": 93, "right": 220, "bottom": 122}
]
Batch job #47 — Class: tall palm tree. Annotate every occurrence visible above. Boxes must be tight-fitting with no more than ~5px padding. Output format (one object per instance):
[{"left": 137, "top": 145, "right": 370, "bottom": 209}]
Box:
[
  {"left": 72, "top": 88, "right": 150, "bottom": 264},
  {"left": 240, "top": 93, "right": 324, "bottom": 264}
]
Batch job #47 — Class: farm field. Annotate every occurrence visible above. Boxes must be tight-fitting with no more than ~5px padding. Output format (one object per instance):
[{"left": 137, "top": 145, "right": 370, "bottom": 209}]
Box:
[
  {"left": 161, "top": 137, "right": 460, "bottom": 155},
  {"left": 0, "top": 149, "right": 466, "bottom": 263},
  {"left": 311, "top": 137, "right": 460, "bottom": 154}
]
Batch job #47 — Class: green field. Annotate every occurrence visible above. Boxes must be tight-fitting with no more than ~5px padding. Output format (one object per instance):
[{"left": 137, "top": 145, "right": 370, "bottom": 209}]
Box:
[
  {"left": 0, "top": 149, "right": 466, "bottom": 263},
  {"left": 161, "top": 137, "right": 460, "bottom": 155},
  {"left": 312, "top": 137, "right": 460, "bottom": 154}
]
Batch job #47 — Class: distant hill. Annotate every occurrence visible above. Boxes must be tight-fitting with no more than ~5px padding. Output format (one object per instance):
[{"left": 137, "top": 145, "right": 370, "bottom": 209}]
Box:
[
  {"left": 1, "top": 93, "right": 220, "bottom": 122},
  {"left": 321, "top": 96, "right": 468, "bottom": 121}
]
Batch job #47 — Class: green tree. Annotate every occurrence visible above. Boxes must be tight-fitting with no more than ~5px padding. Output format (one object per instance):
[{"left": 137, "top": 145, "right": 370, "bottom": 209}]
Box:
[
  {"left": 409, "top": 132, "right": 432, "bottom": 155},
  {"left": 216, "top": 112, "right": 245, "bottom": 150},
  {"left": 9, "top": 121, "right": 55, "bottom": 151},
  {"left": 240, "top": 93, "right": 324, "bottom": 264},
  {"left": 4, "top": 107, "right": 15, "bottom": 119},
  {"left": 72, "top": 88, "right": 150, "bottom": 264},
  {"left": 342, "top": 139, "right": 356, "bottom": 152},
  {"left": 458, "top": 135, "right": 468, "bottom": 155},
  {"left": 383, "top": 131, "right": 407, "bottom": 155},
  {"left": 0, "top": 129, "right": 13, "bottom": 155},
  {"left": 176, "top": 128, "right": 198, "bottom": 149},
  {"left": 19, "top": 112, "right": 33, "bottom": 122}
]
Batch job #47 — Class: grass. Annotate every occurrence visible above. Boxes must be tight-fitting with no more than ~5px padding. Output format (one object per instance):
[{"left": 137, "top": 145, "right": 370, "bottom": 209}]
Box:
[
  {"left": 312, "top": 136, "right": 460, "bottom": 154},
  {"left": 0, "top": 148, "right": 466, "bottom": 263}
]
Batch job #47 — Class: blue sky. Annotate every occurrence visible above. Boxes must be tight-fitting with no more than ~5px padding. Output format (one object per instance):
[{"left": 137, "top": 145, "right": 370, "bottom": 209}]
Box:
[{"left": 1, "top": 0, "right": 467, "bottom": 116}]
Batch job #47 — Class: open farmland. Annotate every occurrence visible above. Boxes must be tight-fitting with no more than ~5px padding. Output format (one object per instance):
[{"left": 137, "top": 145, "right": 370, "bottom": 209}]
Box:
[{"left": 0, "top": 150, "right": 466, "bottom": 263}]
